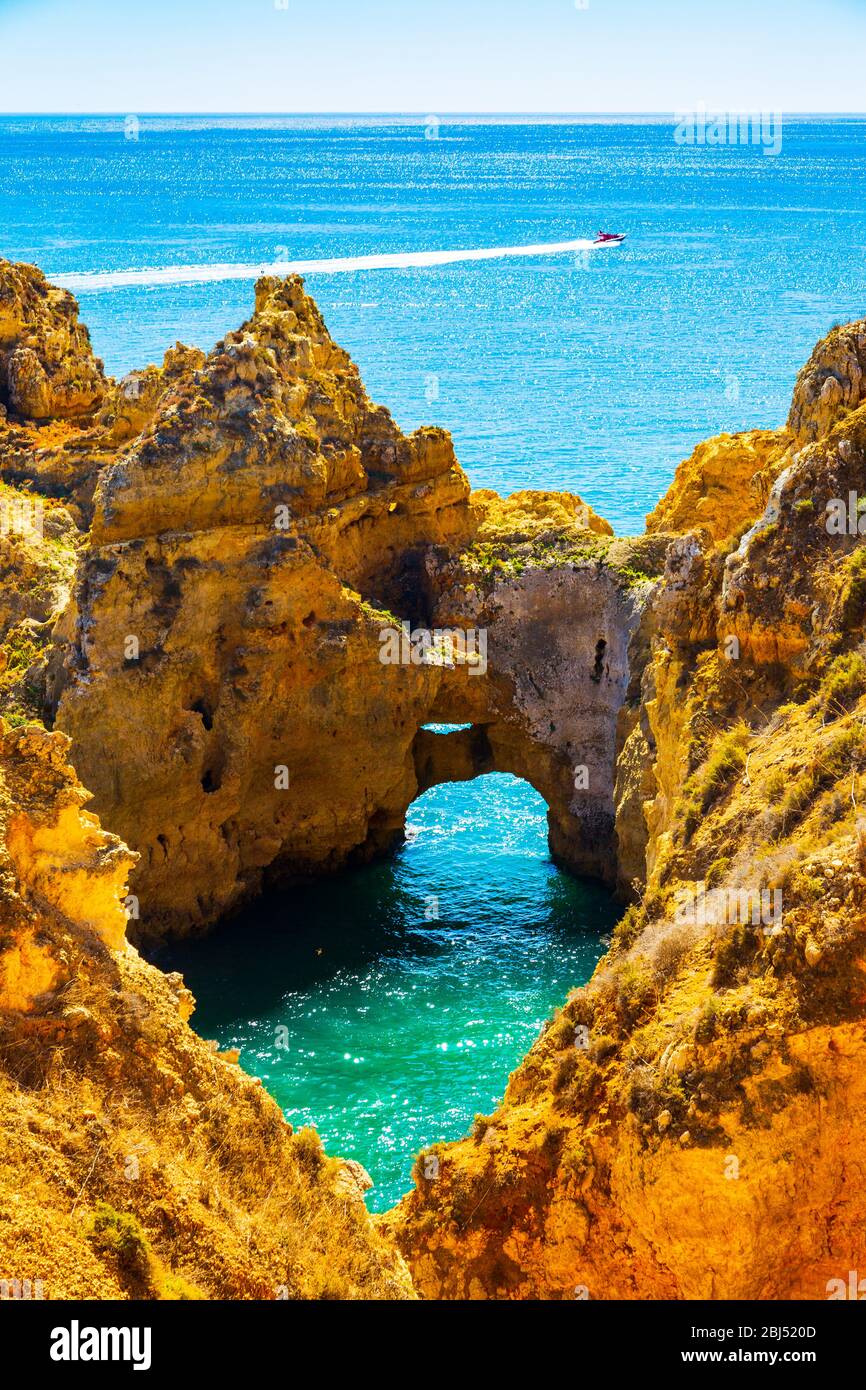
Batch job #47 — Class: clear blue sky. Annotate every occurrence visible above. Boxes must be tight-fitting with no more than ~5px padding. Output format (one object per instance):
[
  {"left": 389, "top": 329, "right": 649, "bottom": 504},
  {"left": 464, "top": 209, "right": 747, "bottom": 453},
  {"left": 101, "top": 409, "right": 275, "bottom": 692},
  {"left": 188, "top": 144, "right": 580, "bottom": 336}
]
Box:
[{"left": 1, "top": 0, "right": 864, "bottom": 114}]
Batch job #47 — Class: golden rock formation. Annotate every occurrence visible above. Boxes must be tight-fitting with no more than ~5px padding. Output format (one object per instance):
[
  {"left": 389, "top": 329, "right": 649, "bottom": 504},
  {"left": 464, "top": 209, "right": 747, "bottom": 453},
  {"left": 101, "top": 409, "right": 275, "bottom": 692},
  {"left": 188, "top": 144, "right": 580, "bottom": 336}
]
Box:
[
  {"left": 787, "top": 319, "right": 866, "bottom": 444},
  {"left": 645, "top": 429, "right": 786, "bottom": 543},
  {"left": 0, "top": 720, "right": 414, "bottom": 1298},
  {"left": 389, "top": 321, "right": 866, "bottom": 1301},
  {"left": 0, "top": 260, "right": 107, "bottom": 421},
  {"left": 3, "top": 255, "right": 866, "bottom": 1302},
  {"left": 34, "top": 271, "right": 651, "bottom": 934}
]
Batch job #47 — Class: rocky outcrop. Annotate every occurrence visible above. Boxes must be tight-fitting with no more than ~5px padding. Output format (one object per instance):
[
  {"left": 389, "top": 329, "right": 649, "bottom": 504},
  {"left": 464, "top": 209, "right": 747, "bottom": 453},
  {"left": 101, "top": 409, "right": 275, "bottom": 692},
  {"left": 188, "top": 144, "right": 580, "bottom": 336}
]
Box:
[
  {"left": 388, "top": 321, "right": 866, "bottom": 1301},
  {"left": 0, "top": 260, "right": 107, "bottom": 421},
  {"left": 645, "top": 429, "right": 787, "bottom": 544},
  {"left": 37, "top": 273, "right": 660, "bottom": 935},
  {"left": 788, "top": 318, "right": 866, "bottom": 444},
  {"left": 4, "top": 256, "right": 866, "bottom": 1302},
  {"left": 423, "top": 496, "right": 669, "bottom": 884},
  {"left": 0, "top": 720, "right": 414, "bottom": 1298},
  {"left": 0, "top": 485, "right": 78, "bottom": 727},
  {"left": 42, "top": 276, "right": 473, "bottom": 933}
]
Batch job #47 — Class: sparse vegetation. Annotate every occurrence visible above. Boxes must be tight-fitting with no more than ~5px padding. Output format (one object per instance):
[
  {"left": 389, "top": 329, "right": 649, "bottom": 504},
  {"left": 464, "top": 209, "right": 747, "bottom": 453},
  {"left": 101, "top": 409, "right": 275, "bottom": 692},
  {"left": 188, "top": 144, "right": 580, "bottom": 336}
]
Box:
[
  {"left": 90, "top": 1203, "right": 202, "bottom": 1300},
  {"left": 712, "top": 924, "right": 760, "bottom": 989},
  {"left": 614, "top": 958, "right": 656, "bottom": 1028},
  {"left": 842, "top": 548, "right": 866, "bottom": 628},
  {"left": 705, "top": 856, "right": 731, "bottom": 888},
  {"left": 820, "top": 652, "right": 866, "bottom": 713},
  {"left": 681, "top": 721, "right": 750, "bottom": 835},
  {"left": 292, "top": 1126, "right": 326, "bottom": 1175}
]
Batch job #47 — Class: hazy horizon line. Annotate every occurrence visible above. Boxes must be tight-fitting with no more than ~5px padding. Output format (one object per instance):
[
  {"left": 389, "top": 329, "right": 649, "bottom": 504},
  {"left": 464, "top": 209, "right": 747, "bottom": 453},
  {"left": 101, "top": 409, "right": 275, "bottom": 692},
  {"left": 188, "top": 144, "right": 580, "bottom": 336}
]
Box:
[{"left": 2, "top": 110, "right": 866, "bottom": 120}]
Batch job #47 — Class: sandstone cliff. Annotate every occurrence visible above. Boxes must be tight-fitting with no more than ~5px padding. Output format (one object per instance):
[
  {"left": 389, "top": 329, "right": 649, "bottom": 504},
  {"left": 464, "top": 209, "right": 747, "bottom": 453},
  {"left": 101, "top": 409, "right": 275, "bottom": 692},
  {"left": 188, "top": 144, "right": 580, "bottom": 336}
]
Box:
[
  {"left": 0, "top": 260, "right": 107, "bottom": 423},
  {"left": 388, "top": 321, "right": 866, "bottom": 1300},
  {"left": 0, "top": 720, "right": 414, "bottom": 1298},
  {"left": 27, "top": 271, "right": 647, "bottom": 936},
  {"left": 3, "top": 256, "right": 866, "bottom": 1303}
]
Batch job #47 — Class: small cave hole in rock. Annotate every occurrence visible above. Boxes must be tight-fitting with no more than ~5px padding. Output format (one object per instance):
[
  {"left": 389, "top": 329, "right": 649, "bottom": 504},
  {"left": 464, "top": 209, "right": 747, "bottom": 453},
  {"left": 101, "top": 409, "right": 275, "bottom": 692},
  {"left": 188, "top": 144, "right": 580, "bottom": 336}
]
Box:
[
  {"left": 191, "top": 697, "right": 214, "bottom": 731},
  {"left": 591, "top": 637, "right": 607, "bottom": 683},
  {"left": 201, "top": 766, "right": 221, "bottom": 794}
]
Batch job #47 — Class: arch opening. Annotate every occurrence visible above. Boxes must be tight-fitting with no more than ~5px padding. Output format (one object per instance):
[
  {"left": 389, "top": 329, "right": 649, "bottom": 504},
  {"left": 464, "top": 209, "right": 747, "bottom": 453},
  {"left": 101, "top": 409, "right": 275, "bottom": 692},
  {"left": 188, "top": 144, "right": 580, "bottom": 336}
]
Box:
[{"left": 160, "top": 769, "right": 618, "bottom": 1214}]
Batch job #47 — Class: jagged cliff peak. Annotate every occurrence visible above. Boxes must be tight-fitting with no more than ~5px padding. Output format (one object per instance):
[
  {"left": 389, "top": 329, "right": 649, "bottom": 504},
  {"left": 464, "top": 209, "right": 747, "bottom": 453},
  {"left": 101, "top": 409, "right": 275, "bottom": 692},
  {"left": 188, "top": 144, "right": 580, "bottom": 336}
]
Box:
[
  {"left": 0, "top": 258, "right": 108, "bottom": 422},
  {"left": 91, "top": 272, "right": 467, "bottom": 547},
  {"left": 3, "top": 261, "right": 866, "bottom": 1301},
  {"left": 788, "top": 317, "right": 866, "bottom": 444}
]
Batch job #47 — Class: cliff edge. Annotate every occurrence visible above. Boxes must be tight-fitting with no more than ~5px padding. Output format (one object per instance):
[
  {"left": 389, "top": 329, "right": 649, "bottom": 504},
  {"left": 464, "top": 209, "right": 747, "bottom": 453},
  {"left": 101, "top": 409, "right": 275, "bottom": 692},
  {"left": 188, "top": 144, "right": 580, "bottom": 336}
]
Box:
[{"left": 3, "top": 256, "right": 866, "bottom": 1301}]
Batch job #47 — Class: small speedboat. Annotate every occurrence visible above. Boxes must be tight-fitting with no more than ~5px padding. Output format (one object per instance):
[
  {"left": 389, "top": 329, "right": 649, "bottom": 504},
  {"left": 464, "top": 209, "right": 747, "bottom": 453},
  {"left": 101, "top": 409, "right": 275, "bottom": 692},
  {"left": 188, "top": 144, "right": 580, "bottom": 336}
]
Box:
[{"left": 592, "top": 230, "right": 627, "bottom": 246}]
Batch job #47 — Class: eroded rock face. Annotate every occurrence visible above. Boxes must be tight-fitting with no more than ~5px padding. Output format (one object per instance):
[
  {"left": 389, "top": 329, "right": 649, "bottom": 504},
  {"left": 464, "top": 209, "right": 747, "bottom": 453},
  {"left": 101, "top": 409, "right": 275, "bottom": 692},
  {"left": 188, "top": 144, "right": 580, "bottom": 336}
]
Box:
[
  {"left": 5, "top": 257, "right": 866, "bottom": 1303},
  {"left": 0, "top": 720, "right": 415, "bottom": 1299},
  {"left": 46, "top": 276, "right": 479, "bottom": 933},
  {"left": 788, "top": 318, "right": 866, "bottom": 444},
  {"left": 423, "top": 502, "right": 669, "bottom": 884},
  {"left": 48, "top": 275, "right": 658, "bottom": 934},
  {"left": 645, "top": 429, "right": 787, "bottom": 544},
  {"left": 720, "top": 404, "right": 866, "bottom": 674},
  {"left": 389, "top": 326, "right": 866, "bottom": 1301},
  {"left": 0, "top": 260, "right": 107, "bottom": 421},
  {"left": 0, "top": 722, "right": 134, "bottom": 1008}
]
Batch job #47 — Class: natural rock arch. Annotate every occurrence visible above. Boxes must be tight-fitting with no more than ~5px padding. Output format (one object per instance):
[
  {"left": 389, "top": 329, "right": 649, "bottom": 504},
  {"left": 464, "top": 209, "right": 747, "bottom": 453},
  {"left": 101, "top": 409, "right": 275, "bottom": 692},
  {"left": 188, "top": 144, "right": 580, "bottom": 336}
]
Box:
[{"left": 42, "top": 276, "right": 667, "bottom": 938}]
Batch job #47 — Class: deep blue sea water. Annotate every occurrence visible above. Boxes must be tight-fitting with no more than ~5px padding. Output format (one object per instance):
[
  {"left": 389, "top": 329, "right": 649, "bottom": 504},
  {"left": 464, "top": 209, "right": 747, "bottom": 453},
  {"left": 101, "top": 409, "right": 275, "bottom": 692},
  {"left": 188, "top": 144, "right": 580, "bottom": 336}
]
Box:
[
  {"left": 2, "top": 116, "right": 865, "bottom": 532},
  {"left": 4, "top": 116, "right": 864, "bottom": 1207}
]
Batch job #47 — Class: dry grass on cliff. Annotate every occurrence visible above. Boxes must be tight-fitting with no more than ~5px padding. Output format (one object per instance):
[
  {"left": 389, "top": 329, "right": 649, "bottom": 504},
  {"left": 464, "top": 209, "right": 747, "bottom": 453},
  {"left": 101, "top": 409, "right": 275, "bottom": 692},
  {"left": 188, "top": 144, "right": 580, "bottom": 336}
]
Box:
[{"left": 0, "top": 937, "right": 415, "bottom": 1301}]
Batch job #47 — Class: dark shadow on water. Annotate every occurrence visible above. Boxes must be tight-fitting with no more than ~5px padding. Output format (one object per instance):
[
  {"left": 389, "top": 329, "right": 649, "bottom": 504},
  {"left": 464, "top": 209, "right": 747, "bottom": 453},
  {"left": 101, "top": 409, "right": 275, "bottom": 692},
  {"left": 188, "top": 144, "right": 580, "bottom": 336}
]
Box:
[
  {"left": 152, "top": 849, "right": 617, "bottom": 1027},
  {"left": 148, "top": 774, "right": 621, "bottom": 1210}
]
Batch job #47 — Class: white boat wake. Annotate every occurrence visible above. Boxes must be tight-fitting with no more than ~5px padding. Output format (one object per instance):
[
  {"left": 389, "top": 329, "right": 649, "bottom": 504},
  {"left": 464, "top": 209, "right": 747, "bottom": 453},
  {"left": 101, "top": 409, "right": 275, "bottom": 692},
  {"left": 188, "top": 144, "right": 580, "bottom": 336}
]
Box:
[{"left": 54, "top": 237, "right": 618, "bottom": 293}]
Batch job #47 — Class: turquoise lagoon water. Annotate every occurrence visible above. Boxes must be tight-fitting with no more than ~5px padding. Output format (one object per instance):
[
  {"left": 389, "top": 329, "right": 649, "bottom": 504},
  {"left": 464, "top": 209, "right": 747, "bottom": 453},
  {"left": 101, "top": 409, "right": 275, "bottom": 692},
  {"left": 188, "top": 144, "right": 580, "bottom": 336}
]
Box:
[
  {"left": 3, "top": 116, "right": 865, "bottom": 1206},
  {"left": 159, "top": 774, "right": 616, "bottom": 1210}
]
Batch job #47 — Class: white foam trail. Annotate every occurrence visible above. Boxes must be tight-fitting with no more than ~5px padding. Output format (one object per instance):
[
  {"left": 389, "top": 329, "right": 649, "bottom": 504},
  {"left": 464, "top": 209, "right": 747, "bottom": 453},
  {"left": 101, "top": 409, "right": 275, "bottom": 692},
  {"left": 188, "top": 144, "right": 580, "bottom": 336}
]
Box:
[{"left": 54, "top": 238, "right": 616, "bottom": 293}]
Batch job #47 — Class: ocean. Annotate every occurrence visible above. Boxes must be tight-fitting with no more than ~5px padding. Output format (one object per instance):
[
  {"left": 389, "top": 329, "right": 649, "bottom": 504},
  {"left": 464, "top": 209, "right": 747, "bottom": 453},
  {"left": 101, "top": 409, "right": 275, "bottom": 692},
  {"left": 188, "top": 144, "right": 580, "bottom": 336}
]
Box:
[{"left": 4, "top": 115, "right": 864, "bottom": 1207}]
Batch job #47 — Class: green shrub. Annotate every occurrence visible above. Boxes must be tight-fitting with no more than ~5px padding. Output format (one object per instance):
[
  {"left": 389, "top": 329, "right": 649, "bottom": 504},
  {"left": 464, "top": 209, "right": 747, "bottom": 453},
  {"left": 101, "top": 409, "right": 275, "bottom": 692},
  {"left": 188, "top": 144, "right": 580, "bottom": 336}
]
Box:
[
  {"left": 90, "top": 1204, "right": 151, "bottom": 1281},
  {"left": 292, "top": 1126, "right": 326, "bottom": 1175},
  {"left": 711, "top": 924, "right": 759, "bottom": 989},
  {"left": 614, "top": 958, "right": 656, "bottom": 1027},
  {"left": 613, "top": 903, "right": 644, "bottom": 951},
  {"left": 842, "top": 549, "right": 866, "bottom": 628},
  {"left": 681, "top": 795, "right": 701, "bottom": 842},
  {"left": 694, "top": 995, "right": 721, "bottom": 1042},
  {"left": 552, "top": 1053, "right": 578, "bottom": 1093},
  {"left": 698, "top": 722, "right": 750, "bottom": 810},
  {"left": 705, "top": 856, "right": 731, "bottom": 888},
  {"left": 820, "top": 652, "right": 866, "bottom": 714}
]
